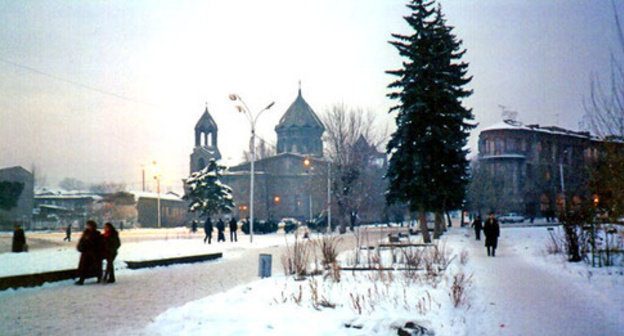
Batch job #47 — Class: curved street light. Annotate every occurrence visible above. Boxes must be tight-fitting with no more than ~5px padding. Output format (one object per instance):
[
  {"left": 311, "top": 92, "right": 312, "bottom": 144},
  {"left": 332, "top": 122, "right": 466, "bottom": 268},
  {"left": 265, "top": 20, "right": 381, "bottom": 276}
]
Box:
[{"left": 229, "top": 94, "right": 275, "bottom": 243}]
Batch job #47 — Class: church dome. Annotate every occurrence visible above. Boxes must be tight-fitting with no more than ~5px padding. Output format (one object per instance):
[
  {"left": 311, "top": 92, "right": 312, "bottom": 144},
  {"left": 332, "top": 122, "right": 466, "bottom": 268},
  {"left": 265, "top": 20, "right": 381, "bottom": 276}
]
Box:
[{"left": 275, "top": 88, "right": 324, "bottom": 131}]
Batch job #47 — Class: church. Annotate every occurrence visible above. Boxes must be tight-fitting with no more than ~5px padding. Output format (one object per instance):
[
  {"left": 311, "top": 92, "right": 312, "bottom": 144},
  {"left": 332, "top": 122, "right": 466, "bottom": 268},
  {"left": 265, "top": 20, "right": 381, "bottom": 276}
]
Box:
[{"left": 189, "top": 87, "right": 331, "bottom": 222}]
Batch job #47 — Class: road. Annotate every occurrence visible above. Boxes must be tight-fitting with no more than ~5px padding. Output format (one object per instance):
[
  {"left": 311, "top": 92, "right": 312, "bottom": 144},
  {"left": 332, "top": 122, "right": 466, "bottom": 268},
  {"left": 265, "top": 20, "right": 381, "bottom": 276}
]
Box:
[{"left": 463, "top": 230, "right": 623, "bottom": 336}]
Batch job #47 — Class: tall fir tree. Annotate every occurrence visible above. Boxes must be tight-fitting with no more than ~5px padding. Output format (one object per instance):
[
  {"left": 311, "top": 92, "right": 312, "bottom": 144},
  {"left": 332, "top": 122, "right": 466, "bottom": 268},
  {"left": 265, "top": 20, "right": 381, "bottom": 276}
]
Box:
[
  {"left": 184, "top": 159, "right": 234, "bottom": 218},
  {"left": 385, "top": 0, "right": 474, "bottom": 242}
]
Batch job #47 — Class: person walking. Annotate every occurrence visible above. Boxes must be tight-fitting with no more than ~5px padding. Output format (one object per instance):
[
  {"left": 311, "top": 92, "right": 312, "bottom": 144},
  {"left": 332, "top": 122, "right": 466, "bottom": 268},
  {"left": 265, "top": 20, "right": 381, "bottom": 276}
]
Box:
[
  {"left": 12, "top": 224, "right": 26, "bottom": 252},
  {"left": 203, "top": 218, "right": 213, "bottom": 244},
  {"left": 229, "top": 217, "right": 238, "bottom": 242},
  {"left": 471, "top": 215, "right": 482, "bottom": 241},
  {"left": 102, "top": 222, "right": 121, "bottom": 284},
  {"left": 191, "top": 220, "right": 198, "bottom": 233},
  {"left": 64, "top": 224, "right": 72, "bottom": 242},
  {"left": 483, "top": 212, "right": 500, "bottom": 257},
  {"left": 217, "top": 219, "right": 226, "bottom": 242},
  {"left": 75, "top": 220, "right": 104, "bottom": 285}
]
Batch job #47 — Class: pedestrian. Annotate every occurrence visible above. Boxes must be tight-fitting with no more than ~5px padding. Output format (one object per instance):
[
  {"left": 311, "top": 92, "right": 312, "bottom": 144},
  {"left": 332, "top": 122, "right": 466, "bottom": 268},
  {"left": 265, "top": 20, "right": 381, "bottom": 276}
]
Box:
[
  {"left": 75, "top": 220, "right": 104, "bottom": 285},
  {"left": 64, "top": 224, "right": 72, "bottom": 242},
  {"left": 204, "top": 217, "right": 213, "bottom": 244},
  {"left": 12, "top": 224, "right": 26, "bottom": 253},
  {"left": 483, "top": 212, "right": 500, "bottom": 257},
  {"left": 119, "top": 221, "right": 124, "bottom": 231},
  {"left": 471, "top": 215, "right": 482, "bottom": 241},
  {"left": 217, "top": 219, "right": 226, "bottom": 242},
  {"left": 191, "top": 220, "right": 198, "bottom": 233},
  {"left": 229, "top": 217, "right": 238, "bottom": 242},
  {"left": 102, "top": 222, "right": 121, "bottom": 284}
]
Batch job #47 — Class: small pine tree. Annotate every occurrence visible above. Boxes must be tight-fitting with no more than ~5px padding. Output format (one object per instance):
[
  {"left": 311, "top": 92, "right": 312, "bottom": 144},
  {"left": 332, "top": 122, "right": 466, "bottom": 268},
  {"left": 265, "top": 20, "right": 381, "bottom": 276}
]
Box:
[
  {"left": 184, "top": 159, "right": 234, "bottom": 218},
  {"left": 385, "top": 0, "right": 474, "bottom": 242}
]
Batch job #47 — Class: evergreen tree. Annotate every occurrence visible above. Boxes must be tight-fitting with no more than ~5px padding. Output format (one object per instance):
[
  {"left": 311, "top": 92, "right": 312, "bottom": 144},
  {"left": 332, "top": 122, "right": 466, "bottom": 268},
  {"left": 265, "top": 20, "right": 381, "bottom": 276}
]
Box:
[
  {"left": 385, "top": 0, "right": 474, "bottom": 242},
  {"left": 184, "top": 159, "right": 234, "bottom": 218}
]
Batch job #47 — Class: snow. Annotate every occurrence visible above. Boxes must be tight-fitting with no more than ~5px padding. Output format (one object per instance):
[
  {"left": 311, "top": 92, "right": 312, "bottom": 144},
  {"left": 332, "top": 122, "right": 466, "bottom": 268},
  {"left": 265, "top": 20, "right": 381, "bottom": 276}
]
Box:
[
  {"left": 146, "top": 233, "right": 471, "bottom": 335},
  {"left": 462, "top": 226, "right": 624, "bottom": 335},
  {"left": 0, "top": 228, "right": 286, "bottom": 277},
  {"left": 1, "top": 226, "right": 622, "bottom": 335}
]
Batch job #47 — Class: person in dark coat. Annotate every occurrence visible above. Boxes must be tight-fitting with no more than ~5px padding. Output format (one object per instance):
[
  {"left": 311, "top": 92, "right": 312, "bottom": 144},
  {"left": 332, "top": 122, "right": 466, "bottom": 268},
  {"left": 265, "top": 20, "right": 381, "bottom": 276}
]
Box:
[
  {"left": 75, "top": 220, "right": 104, "bottom": 285},
  {"left": 471, "top": 216, "right": 482, "bottom": 241},
  {"left": 191, "top": 220, "right": 198, "bottom": 233},
  {"left": 483, "top": 212, "right": 500, "bottom": 257},
  {"left": 12, "top": 225, "right": 26, "bottom": 252},
  {"left": 229, "top": 218, "right": 238, "bottom": 242},
  {"left": 204, "top": 218, "right": 213, "bottom": 244},
  {"left": 217, "top": 219, "right": 226, "bottom": 242},
  {"left": 64, "top": 225, "right": 72, "bottom": 242},
  {"left": 102, "top": 222, "right": 121, "bottom": 284}
]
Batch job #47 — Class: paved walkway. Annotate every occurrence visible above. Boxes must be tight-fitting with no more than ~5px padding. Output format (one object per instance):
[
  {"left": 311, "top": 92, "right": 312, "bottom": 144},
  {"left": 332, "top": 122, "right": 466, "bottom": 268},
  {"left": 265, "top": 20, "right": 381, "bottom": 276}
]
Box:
[
  {"left": 464, "top": 231, "right": 623, "bottom": 336},
  {"left": 0, "top": 233, "right": 360, "bottom": 336}
]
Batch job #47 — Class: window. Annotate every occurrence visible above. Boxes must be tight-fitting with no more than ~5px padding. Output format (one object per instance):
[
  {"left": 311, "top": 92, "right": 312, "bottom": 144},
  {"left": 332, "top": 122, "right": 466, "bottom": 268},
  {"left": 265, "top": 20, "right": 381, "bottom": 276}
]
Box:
[{"left": 506, "top": 138, "right": 516, "bottom": 152}]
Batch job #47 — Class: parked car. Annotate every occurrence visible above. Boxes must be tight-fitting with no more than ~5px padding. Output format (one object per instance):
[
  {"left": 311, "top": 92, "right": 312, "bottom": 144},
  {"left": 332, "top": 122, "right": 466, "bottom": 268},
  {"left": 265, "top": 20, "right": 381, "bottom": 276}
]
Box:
[{"left": 499, "top": 213, "right": 524, "bottom": 223}]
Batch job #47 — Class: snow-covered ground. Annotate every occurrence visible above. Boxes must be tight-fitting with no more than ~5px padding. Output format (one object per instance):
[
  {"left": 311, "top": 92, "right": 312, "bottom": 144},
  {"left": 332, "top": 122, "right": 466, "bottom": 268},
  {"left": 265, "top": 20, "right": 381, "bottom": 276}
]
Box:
[
  {"left": 145, "top": 226, "right": 624, "bottom": 336},
  {"left": 463, "top": 226, "right": 624, "bottom": 335},
  {"left": 146, "top": 232, "right": 472, "bottom": 335},
  {"left": 0, "top": 228, "right": 287, "bottom": 277},
  {"left": 1, "top": 226, "right": 623, "bottom": 336}
]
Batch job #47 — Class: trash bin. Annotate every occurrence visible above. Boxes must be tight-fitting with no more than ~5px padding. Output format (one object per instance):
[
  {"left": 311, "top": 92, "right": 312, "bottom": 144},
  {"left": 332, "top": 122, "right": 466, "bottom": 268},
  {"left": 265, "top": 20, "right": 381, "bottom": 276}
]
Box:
[{"left": 258, "top": 253, "right": 272, "bottom": 278}]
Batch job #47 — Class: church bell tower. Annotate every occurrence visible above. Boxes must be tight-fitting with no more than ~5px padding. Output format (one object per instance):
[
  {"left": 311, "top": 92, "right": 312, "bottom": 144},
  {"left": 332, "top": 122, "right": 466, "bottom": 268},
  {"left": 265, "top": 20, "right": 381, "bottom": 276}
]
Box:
[{"left": 190, "top": 106, "right": 221, "bottom": 174}]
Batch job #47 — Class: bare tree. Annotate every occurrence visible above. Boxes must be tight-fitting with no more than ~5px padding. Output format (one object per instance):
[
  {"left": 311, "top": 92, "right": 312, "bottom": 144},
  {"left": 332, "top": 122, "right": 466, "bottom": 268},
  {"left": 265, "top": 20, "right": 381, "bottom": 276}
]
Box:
[
  {"left": 321, "top": 104, "right": 389, "bottom": 233},
  {"left": 242, "top": 136, "right": 276, "bottom": 162},
  {"left": 584, "top": 3, "right": 624, "bottom": 221}
]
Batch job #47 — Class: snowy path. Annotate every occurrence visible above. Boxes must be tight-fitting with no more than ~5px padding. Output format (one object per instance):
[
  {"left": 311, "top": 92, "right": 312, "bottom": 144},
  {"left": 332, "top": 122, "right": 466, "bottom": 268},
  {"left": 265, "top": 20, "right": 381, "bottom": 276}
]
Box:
[
  {"left": 0, "top": 243, "right": 287, "bottom": 336},
  {"left": 464, "top": 229, "right": 623, "bottom": 336},
  {"left": 0, "top": 232, "right": 361, "bottom": 336}
]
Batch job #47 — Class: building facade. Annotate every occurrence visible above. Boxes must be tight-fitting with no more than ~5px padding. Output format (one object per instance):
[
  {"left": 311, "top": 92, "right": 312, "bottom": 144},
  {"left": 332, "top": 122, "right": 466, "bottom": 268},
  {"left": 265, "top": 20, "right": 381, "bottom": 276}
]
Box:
[
  {"left": 475, "top": 120, "right": 601, "bottom": 216},
  {"left": 222, "top": 88, "right": 330, "bottom": 221},
  {"left": 0, "top": 166, "right": 34, "bottom": 230},
  {"left": 190, "top": 106, "right": 221, "bottom": 174}
]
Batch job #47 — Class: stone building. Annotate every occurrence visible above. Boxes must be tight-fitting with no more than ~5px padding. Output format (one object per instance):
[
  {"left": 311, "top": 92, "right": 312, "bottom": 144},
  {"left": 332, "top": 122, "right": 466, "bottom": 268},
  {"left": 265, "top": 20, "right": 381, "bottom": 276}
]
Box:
[
  {"left": 223, "top": 88, "right": 330, "bottom": 221},
  {"left": 190, "top": 106, "right": 221, "bottom": 174},
  {"left": 474, "top": 120, "right": 602, "bottom": 216},
  {"left": 0, "top": 166, "right": 34, "bottom": 230}
]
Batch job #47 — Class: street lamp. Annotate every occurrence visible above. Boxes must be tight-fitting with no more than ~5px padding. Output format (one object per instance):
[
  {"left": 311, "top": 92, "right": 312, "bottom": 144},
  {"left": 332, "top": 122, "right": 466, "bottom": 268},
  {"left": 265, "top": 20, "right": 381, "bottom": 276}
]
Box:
[
  {"left": 152, "top": 160, "right": 161, "bottom": 228},
  {"left": 303, "top": 158, "right": 313, "bottom": 222},
  {"left": 326, "top": 160, "right": 332, "bottom": 233},
  {"left": 229, "top": 93, "right": 275, "bottom": 243}
]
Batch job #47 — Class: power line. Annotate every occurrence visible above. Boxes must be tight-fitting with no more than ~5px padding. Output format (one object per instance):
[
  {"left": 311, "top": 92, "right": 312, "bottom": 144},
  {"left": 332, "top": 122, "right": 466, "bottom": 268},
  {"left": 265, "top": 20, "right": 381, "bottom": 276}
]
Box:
[{"left": 0, "top": 57, "right": 155, "bottom": 106}]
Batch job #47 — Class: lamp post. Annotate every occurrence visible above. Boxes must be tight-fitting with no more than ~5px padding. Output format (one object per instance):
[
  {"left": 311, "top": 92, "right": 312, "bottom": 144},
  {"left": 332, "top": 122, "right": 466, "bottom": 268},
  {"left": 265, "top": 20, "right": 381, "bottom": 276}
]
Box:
[
  {"left": 303, "top": 158, "right": 313, "bottom": 222},
  {"left": 152, "top": 160, "right": 161, "bottom": 228},
  {"left": 229, "top": 94, "right": 275, "bottom": 243},
  {"left": 327, "top": 160, "right": 332, "bottom": 233}
]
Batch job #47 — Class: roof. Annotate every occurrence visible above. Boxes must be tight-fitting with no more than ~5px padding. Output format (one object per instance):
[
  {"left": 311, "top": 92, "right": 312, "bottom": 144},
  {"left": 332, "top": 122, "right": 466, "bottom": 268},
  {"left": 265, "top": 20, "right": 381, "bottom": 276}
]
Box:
[
  {"left": 481, "top": 119, "right": 598, "bottom": 140},
  {"left": 275, "top": 88, "right": 324, "bottom": 131},
  {"left": 195, "top": 107, "right": 218, "bottom": 132}
]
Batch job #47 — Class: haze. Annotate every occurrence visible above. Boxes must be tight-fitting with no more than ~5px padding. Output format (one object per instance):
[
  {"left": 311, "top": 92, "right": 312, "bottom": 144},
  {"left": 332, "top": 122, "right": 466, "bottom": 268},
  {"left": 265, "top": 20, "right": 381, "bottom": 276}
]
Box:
[{"left": 0, "top": 0, "right": 620, "bottom": 193}]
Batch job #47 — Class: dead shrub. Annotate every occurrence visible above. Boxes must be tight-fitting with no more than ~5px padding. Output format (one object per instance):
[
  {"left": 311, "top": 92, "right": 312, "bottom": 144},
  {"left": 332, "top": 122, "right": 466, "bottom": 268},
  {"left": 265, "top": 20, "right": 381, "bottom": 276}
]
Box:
[
  {"left": 449, "top": 271, "right": 473, "bottom": 308},
  {"left": 459, "top": 250, "right": 469, "bottom": 265},
  {"left": 315, "top": 234, "right": 343, "bottom": 269},
  {"left": 281, "top": 233, "right": 312, "bottom": 279}
]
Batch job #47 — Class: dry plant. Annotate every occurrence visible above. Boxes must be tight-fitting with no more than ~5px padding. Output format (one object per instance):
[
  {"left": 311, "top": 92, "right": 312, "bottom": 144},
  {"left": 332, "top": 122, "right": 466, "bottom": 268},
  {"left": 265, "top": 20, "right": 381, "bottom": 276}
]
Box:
[
  {"left": 291, "top": 284, "right": 303, "bottom": 305},
  {"left": 281, "top": 233, "right": 312, "bottom": 279},
  {"left": 401, "top": 247, "right": 424, "bottom": 278},
  {"left": 323, "top": 261, "right": 341, "bottom": 283},
  {"left": 308, "top": 278, "right": 336, "bottom": 310},
  {"left": 459, "top": 250, "right": 469, "bottom": 265},
  {"left": 315, "top": 234, "right": 343, "bottom": 269},
  {"left": 449, "top": 271, "right": 473, "bottom": 308},
  {"left": 546, "top": 228, "right": 564, "bottom": 254}
]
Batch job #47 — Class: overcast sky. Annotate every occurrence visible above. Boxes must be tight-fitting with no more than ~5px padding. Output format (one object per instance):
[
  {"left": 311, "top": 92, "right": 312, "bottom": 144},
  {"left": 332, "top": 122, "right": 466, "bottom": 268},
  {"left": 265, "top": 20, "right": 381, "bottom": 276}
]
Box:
[{"left": 0, "top": 0, "right": 622, "bottom": 193}]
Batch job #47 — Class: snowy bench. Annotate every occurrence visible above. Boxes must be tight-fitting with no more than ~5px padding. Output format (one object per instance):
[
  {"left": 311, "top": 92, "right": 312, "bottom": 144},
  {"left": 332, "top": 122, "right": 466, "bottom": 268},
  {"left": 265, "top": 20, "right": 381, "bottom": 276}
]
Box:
[
  {"left": 0, "top": 269, "right": 77, "bottom": 290},
  {"left": 124, "top": 252, "right": 223, "bottom": 270}
]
